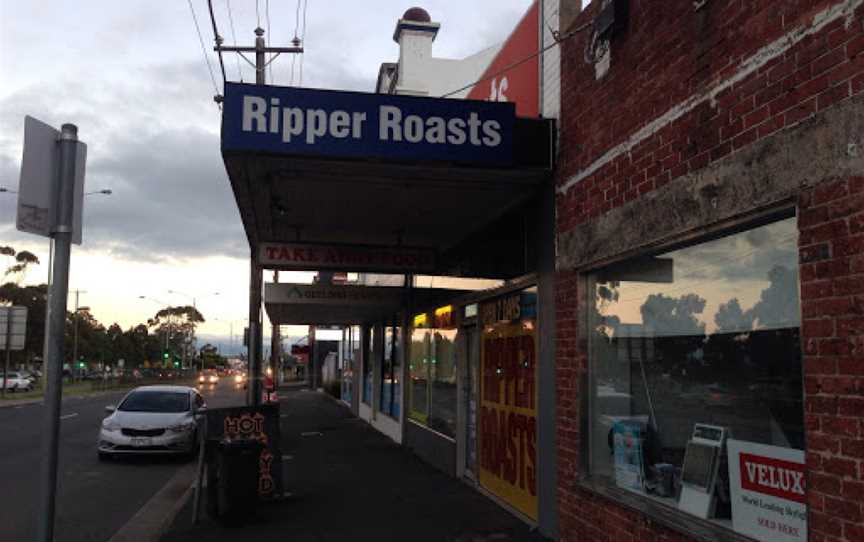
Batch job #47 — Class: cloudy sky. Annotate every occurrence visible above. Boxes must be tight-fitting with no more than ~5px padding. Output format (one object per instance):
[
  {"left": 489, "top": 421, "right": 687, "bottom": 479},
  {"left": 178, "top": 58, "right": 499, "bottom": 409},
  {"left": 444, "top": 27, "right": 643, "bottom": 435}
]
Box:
[{"left": 0, "top": 0, "right": 536, "bottom": 347}]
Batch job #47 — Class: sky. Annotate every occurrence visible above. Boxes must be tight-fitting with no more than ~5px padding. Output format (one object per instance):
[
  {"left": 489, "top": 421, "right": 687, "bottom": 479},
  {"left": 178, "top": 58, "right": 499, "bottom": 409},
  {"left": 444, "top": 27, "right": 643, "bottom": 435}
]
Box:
[{"left": 0, "top": 0, "right": 536, "bottom": 351}]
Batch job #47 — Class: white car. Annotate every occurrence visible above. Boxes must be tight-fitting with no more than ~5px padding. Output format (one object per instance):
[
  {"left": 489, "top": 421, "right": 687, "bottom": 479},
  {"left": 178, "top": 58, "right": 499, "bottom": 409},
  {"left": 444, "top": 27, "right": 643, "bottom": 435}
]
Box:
[
  {"left": 97, "top": 385, "right": 206, "bottom": 460},
  {"left": 2, "top": 372, "right": 34, "bottom": 392}
]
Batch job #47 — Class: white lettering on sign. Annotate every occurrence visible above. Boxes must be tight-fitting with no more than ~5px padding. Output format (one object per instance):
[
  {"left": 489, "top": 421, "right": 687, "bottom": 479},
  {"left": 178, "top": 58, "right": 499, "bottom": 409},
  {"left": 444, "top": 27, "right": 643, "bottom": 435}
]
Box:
[
  {"left": 241, "top": 96, "right": 502, "bottom": 149},
  {"left": 742, "top": 455, "right": 805, "bottom": 501},
  {"left": 260, "top": 243, "right": 435, "bottom": 273}
]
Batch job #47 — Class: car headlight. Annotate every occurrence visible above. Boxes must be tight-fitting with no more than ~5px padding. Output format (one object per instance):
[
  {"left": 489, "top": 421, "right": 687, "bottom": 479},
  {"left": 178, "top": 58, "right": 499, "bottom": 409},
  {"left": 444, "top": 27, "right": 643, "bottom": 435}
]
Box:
[
  {"left": 101, "top": 419, "right": 121, "bottom": 432},
  {"left": 235, "top": 375, "right": 243, "bottom": 383},
  {"left": 168, "top": 421, "right": 197, "bottom": 433}
]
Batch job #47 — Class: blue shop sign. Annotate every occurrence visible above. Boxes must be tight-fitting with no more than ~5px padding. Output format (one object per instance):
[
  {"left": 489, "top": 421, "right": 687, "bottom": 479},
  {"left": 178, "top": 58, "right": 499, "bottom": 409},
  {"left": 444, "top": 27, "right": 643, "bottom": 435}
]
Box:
[{"left": 221, "top": 83, "right": 515, "bottom": 166}]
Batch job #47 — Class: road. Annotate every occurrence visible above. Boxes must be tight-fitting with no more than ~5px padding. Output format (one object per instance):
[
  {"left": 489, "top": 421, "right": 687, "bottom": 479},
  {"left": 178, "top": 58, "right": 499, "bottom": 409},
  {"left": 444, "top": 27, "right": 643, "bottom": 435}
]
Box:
[{"left": 0, "top": 381, "right": 244, "bottom": 542}]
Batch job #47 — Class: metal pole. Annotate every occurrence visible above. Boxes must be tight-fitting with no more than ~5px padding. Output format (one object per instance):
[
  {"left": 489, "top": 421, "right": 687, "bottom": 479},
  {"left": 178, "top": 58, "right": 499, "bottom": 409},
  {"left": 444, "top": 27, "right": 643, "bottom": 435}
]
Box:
[
  {"left": 270, "top": 271, "right": 279, "bottom": 386},
  {"left": 255, "top": 27, "right": 266, "bottom": 85},
  {"left": 248, "top": 258, "right": 262, "bottom": 406},
  {"left": 36, "top": 123, "right": 78, "bottom": 542}
]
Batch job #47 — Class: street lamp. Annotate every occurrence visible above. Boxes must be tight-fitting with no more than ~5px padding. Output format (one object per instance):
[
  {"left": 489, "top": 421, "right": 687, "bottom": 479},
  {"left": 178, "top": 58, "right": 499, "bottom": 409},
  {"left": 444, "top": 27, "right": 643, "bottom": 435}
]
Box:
[
  {"left": 2, "top": 187, "right": 112, "bottom": 196},
  {"left": 166, "top": 289, "right": 220, "bottom": 309}
]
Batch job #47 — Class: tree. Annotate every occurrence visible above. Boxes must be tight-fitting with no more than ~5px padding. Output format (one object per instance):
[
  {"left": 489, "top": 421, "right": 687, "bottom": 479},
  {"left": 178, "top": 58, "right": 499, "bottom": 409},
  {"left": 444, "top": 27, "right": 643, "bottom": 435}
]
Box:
[
  {"left": 714, "top": 298, "right": 755, "bottom": 333},
  {"left": 147, "top": 306, "right": 205, "bottom": 366},
  {"left": 640, "top": 293, "right": 707, "bottom": 337},
  {"left": 1, "top": 246, "right": 40, "bottom": 283},
  {"left": 199, "top": 343, "right": 224, "bottom": 369}
]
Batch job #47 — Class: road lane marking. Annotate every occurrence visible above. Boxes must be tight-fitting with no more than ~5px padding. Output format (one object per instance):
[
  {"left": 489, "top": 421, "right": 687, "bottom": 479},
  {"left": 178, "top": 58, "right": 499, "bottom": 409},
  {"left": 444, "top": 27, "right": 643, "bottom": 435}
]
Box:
[{"left": 60, "top": 413, "right": 78, "bottom": 420}]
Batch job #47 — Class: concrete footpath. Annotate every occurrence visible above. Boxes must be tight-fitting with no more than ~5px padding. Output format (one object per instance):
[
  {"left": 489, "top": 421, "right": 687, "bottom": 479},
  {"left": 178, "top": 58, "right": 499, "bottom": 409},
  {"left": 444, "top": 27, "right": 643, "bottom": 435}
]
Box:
[{"left": 161, "top": 387, "right": 548, "bottom": 542}]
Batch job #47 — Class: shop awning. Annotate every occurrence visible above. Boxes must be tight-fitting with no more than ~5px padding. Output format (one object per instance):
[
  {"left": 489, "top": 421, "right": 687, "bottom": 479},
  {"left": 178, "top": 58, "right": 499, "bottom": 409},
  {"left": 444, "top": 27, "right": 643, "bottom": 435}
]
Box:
[
  {"left": 221, "top": 83, "right": 553, "bottom": 269},
  {"left": 263, "top": 282, "right": 465, "bottom": 325}
]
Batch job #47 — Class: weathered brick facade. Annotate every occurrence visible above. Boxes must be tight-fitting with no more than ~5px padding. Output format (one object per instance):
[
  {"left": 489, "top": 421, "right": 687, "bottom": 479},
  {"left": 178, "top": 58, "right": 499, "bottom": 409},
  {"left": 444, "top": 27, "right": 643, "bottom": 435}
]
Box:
[{"left": 555, "top": 1, "right": 864, "bottom": 541}]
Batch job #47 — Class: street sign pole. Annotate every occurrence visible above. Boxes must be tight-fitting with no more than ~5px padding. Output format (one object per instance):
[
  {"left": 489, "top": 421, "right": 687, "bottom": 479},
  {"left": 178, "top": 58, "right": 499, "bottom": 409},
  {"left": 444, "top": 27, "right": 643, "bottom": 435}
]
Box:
[{"left": 36, "top": 123, "right": 79, "bottom": 542}]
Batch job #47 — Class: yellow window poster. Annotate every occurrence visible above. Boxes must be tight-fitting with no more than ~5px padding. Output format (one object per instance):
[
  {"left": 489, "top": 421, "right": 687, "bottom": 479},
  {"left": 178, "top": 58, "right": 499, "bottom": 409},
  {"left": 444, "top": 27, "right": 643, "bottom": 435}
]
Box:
[{"left": 478, "top": 295, "right": 538, "bottom": 521}]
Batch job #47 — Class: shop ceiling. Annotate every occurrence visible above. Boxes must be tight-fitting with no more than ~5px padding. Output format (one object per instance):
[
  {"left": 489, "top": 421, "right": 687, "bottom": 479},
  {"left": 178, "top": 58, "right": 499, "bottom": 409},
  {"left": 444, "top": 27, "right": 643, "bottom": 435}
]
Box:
[
  {"left": 263, "top": 282, "right": 464, "bottom": 325},
  {"left": 221, "top": 83, "right": 553, "bottom": 265}
]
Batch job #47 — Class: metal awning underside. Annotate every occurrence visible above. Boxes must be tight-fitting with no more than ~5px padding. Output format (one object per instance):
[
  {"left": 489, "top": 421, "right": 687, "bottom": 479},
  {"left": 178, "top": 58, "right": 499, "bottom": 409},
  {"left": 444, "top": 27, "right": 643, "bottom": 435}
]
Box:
[
  {"left": 223, "top": 119, "right": 553, "bottom": 259},
  {"left": 263, "top": 282, "right": 466, "bottom": 325}
]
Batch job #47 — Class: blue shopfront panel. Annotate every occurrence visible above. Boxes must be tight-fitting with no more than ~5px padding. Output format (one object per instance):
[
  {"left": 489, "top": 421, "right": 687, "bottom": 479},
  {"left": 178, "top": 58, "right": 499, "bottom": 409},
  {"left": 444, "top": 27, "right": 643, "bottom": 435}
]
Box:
[{"left": 222, "top": 83, "right": 515, "bottom": 166}]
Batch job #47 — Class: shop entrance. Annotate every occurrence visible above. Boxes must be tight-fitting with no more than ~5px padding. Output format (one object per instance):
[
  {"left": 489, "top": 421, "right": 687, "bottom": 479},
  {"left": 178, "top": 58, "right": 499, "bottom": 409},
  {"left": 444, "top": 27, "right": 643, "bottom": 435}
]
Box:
[{"left": 464, "top": 325, "right": 478, "bottom": 478}]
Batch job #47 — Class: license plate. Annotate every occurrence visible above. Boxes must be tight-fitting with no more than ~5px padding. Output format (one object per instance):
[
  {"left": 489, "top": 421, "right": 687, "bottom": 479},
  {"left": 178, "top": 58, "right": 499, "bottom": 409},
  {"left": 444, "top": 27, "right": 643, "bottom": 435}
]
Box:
[{"left": 131, "top": 437, "right": 152, "bottom": 447}]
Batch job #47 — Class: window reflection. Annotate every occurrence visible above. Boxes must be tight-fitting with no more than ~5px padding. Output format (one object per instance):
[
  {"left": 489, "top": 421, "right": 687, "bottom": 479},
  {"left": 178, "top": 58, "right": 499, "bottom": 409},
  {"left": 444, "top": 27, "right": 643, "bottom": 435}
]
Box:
[{"left": 589, "top": 217, "right": 803, "bottom": 516}]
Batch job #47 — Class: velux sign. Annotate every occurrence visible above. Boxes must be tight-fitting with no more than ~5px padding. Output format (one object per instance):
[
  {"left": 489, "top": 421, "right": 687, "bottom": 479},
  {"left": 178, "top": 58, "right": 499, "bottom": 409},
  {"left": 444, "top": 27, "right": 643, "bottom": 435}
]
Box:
[
  {"left": 221, "top": 82, "right": 515, "bottom": 165},
  {"left": 727, "top": 440, "right": 807, "bottom": 542}
]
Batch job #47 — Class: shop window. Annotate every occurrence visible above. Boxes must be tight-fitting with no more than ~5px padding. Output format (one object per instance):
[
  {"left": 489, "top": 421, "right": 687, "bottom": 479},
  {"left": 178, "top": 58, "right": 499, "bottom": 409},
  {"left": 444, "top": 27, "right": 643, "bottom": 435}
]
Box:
[
  {"left": 409, "top": 308, "right": 458, "bottom": 437},
  {"left": 429, "top": 327, "right": 458, "bottom": 436},
  {"left": 587, "top": 216, "right": 804, "bottom": 536},
  {"left": 380, "top": 322, "right": 401, "bottom": 419},
  {"left": 409, "top": 321, "right": 431, "bottom": 423},
  {"left": 478, "top": 287, "right": 539, "bottom": 521},
  {"left": 362, "top": 327, "right": 374, "bottom": 406}
]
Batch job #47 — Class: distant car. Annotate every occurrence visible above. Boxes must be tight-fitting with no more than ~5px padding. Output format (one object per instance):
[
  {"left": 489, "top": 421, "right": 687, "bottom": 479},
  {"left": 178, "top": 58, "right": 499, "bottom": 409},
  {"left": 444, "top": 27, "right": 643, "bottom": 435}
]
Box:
[
  {"left": 197, "top": 370, "right": 219, "bottom": 386},
  {"left": 2, "top": 372, "right": 34, "bottom": 392},
  {"left": 97, "top": 385, "right": 206, "bottom": 460}
]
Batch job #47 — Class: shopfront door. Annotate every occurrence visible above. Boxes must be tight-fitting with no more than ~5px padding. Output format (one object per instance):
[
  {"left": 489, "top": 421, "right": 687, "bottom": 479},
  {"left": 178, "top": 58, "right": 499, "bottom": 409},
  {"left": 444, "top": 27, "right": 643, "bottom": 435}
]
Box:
[{"left": 465, "top": 326, "right": 478, "bottom": 478}]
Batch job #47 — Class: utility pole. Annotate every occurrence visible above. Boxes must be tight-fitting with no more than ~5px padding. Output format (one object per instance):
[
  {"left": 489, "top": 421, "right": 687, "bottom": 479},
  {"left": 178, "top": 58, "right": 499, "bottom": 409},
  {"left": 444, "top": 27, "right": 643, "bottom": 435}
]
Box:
[
  {"left": 271, "top": 271, "right": 280, "bottom": 383},
  {"left": 215, "top": 27, "right": 303, "bottom": 88}
]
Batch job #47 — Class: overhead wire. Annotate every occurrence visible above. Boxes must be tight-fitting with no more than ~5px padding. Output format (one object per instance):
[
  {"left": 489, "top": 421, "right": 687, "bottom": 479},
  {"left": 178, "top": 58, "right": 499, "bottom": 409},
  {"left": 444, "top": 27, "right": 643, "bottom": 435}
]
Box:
[
  {"left": 299, "top": 0, "right": 308, "bottom": 86},
  {"left": 187, "top": 0, "right": 222, "bottom": 109},
  {"left": 205, "top": 0, "right": 227, "bottom": 85},
  {"left": 266, "top": 0, "right": 272, "bottom": 83},
  {"left": 439, "top": 19, "right": 593, "bottom": 99},
  {"left": 290, "top": 0, "right": 302, "bottom": 85},
  {"left": 225, "top": 0, "right": 243, "bottom": 81}
]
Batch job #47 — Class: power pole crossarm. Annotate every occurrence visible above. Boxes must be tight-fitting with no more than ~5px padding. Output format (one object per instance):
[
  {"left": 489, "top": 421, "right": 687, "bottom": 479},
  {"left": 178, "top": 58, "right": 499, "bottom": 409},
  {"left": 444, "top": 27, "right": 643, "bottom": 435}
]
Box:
[{"left": 215, "top": 28, "right": 303, "bottom": 87}]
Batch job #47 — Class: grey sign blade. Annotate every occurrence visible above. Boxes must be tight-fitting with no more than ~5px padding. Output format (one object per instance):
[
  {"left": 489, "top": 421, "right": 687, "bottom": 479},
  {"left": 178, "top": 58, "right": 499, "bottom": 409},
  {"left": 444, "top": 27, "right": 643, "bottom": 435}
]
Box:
[
  {"left": 17, "top": 116, "right": 59, "bottom": 238},
  {"left": 0, "top": 306, "right": 27, "bottom": 350}
]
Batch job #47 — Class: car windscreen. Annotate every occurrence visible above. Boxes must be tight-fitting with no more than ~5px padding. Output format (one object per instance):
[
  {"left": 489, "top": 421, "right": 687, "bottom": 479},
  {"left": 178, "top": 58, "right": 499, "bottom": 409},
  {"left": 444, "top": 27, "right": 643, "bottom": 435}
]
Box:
[{"left": 118, "top": 391, "right": 190, "bottom": 413}]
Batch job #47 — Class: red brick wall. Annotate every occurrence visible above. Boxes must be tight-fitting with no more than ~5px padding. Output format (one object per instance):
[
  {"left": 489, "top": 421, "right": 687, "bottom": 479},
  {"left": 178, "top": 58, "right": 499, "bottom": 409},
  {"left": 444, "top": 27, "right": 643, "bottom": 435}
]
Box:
[
  {"left": 555, "top": 1, "right": 864, "bottom": 541},
  {"left": 798, "top": 176, "right": 864, "bottom": 542}
]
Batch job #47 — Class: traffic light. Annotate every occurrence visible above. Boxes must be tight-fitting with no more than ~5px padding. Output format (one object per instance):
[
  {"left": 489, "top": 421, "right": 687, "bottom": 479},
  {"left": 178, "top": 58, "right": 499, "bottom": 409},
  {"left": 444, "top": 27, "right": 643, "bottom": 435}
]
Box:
[{"left": 163, "top": 350, "right": 170, "bottom": 360}]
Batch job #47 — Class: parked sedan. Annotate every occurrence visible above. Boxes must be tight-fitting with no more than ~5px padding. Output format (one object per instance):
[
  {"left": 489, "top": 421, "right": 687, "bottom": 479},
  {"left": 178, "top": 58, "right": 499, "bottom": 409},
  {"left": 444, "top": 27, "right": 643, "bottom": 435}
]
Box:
[
  {"left": 2, "top": 372, "right": 34, "bottom": 392},
  {"left": 97, "top": 385, "right": 206, "bottom": 460}
]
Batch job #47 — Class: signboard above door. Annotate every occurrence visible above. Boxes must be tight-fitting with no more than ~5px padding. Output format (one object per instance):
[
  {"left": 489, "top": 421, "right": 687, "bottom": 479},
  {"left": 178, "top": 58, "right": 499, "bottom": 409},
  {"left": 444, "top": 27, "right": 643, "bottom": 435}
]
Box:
[
  {"left": 259, "top": 242, "right": 435, "bottom": 273},
  {"left": 221, "top": 83, "right": 515, "bottom": 166}
]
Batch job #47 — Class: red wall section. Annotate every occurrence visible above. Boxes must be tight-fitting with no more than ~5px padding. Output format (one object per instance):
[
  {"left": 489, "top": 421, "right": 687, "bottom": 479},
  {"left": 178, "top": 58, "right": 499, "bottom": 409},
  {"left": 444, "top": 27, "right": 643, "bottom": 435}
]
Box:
[{"left": 467, "top": 1, "right": 539, "bottom": 117}]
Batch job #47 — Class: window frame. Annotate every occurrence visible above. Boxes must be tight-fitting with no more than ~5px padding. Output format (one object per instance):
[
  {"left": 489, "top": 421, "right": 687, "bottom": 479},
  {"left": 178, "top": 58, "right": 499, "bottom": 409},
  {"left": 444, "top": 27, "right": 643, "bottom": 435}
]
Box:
[{"left": 576, "top": 209, "right": 802, "bottom": 542}]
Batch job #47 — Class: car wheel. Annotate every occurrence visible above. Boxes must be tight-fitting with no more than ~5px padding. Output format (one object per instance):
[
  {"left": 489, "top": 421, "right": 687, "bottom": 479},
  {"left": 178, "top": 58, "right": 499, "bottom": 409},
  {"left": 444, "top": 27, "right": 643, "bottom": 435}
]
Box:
[{"left": 98, "top": 452, "right": 112, "bottom": 462}]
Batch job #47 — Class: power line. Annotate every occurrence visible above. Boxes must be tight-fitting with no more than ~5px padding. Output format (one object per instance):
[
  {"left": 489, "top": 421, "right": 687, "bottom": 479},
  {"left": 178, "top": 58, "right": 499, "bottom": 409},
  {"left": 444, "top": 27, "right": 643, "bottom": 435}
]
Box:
[
  {"left": 187, "top": 0, "right": 221, "bottom": 107},
  {"left": 290, "top": 0, "right": 301, "bottom": 85},
  {"left": 225, "top": 0, "right": 242, "bottom": 81},
  {"left": 299, "top": 0, "right": 308, "bottom": 86},
  {"left": 266, "top": 0, "right": 272, "bottom": 84},
  {"left": 439, "top": 19, "right": 592, "bottom": 99},
  {"left": 205, "top": 0, "right": 227, "bottom": 85}
]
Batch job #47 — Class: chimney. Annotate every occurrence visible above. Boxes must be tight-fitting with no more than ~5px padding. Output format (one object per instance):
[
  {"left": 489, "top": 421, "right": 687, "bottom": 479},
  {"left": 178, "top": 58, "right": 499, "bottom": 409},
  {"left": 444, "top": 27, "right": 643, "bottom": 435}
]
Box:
[{"left": 392, "top": 7, "right": 440, "bottom": 96}]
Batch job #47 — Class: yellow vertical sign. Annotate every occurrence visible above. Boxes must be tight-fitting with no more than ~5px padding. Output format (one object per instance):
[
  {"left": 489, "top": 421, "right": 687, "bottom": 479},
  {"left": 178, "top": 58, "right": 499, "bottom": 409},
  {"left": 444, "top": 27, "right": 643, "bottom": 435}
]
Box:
[{"left": 478, "top": 305, "right": 538, "bottom": 521}]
